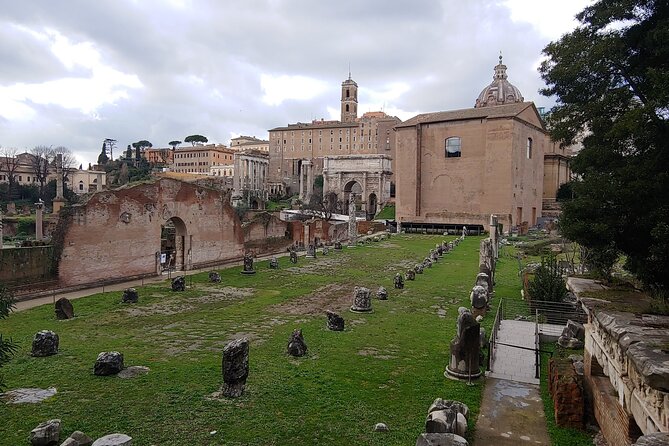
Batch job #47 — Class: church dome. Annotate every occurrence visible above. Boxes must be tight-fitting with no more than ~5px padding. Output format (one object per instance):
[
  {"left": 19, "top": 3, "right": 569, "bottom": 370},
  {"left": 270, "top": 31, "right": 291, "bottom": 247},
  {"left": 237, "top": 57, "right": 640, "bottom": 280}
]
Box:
[{"left": 475, "top": 55, "right": 524, "bottom": 108}]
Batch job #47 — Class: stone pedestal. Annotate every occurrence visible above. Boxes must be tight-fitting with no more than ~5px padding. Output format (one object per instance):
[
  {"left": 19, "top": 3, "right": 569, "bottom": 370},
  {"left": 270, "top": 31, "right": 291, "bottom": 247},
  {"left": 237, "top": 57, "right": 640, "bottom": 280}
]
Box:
[
  {"left": 222, "top": 338, "right": 249, "bottom": 398},
  {"left": 35, "top": 201, "right": 44, "bottom": 241},
  {"left": 52, "top": 199, "right": 66, "bottom": 214}
]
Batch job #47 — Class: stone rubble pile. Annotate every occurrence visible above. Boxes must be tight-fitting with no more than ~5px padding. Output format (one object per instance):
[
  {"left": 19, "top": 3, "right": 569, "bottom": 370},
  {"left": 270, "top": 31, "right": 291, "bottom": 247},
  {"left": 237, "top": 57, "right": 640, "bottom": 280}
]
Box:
[{"left": 414, "top": 398, "right": 470, "bottom": 445}]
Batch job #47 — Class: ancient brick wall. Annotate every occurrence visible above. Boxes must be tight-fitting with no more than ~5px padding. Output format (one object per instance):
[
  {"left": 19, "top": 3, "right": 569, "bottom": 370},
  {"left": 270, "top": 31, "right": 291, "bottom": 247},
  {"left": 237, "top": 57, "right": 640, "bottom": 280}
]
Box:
[
  {"left": 0, "top": 246, "right": 54, "bottom": 285},
  {"left": 58, "top": 178, "right": 244, "bottom": 287},
  {"left": 548, "top": 358, "right": 584, "bottom": 429},
  {"left": 243, "top": 212, "right": 292, "bottom": 255},
  {"left": 588, "top": 374, "right": 641, "bottom": 446},
  {"left": 357, "top": 220, "right": 386, "bottom": 235}
]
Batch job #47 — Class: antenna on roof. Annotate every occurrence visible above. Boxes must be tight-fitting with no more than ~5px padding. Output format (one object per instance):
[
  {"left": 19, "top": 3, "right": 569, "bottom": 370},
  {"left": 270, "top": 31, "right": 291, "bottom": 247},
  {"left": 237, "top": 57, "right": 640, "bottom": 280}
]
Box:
[
  {"left": 348, "top": 62, "right": 351, "bottom": 80},
  {"left": 499, "top": 50, "right": 503, "bottom": 64}
]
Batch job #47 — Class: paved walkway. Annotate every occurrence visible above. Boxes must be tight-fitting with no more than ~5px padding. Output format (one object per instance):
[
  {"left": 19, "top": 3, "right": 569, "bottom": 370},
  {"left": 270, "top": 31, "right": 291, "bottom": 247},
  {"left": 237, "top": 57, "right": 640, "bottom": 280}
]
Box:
[
  {"left": 473, "top": 319, "right": 550, "bottom": 445},
  {"left": 488, "top": 320, "right": 539, "bottom": 385}
]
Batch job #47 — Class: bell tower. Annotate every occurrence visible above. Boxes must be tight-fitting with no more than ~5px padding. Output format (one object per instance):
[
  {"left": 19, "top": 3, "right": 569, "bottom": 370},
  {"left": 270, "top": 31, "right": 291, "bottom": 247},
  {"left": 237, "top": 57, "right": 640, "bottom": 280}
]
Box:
[{"left": 341, "top": 71, "right": 358, "bottom": 123}]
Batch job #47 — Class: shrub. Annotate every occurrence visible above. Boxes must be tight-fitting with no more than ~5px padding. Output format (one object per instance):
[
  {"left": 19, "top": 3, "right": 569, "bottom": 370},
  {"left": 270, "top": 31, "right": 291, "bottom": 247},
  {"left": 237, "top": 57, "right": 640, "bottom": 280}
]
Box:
[{"left": 529, "top": 254, "right": 568, "bottom": 302}]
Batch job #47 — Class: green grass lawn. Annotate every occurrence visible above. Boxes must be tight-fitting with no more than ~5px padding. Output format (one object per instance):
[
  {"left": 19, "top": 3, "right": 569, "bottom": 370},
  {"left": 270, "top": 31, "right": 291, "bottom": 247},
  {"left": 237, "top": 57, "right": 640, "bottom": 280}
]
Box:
[
  {"left": 374, "top": 205, "right": 395, "bottom": 220},
  {"left": 2, "top": 235, "right": 519, "bottom": 445}
]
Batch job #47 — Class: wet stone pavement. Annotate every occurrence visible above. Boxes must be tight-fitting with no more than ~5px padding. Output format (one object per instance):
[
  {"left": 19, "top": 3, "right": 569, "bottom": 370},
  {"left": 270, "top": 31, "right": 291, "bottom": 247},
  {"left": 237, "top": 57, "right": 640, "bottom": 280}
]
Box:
[{"left": 473, "top": 378, "right": 550, "bottom": 445}]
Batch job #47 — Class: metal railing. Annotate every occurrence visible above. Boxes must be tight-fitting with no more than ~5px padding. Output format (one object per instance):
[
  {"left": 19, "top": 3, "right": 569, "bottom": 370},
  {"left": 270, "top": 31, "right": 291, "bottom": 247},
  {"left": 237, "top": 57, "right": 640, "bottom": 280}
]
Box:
[{"left": 487, "top": 299, "right": 503, "bottom": 371}]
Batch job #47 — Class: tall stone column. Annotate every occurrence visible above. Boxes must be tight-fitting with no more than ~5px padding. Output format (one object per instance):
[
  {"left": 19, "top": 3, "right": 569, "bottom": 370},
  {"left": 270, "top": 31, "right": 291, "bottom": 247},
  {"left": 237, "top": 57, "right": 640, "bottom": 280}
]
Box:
[
  {"left": 0, "top": 208, "right": 4, "bottom": 249},
  {"left": 35, "top": 200, "right": 44, "bottom": 241},
  {"left": 490, "top": 214, "right": 499, "bottom": 259},
  {"left": 52, "top": 154, "right": 66, "bottom": 213},
  {"left": 306, "top": 161, "right": 314, "bottom": 202},
  {"left": 348, "top": 197, "right": 357, "bottom": 248}
]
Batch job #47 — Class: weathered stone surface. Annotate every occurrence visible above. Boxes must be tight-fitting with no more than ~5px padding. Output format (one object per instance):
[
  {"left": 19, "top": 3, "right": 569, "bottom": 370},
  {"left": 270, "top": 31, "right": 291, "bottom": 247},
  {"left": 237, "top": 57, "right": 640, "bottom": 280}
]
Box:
[
  {"left": 424, "top": 258, "right": 433, "bottom": 268},
  {"left": 306, "top": 244, "right": 316, "bottom": 258},
  {"left": 350, "top": 286, "right": 372, "bottom": 312},
  {"left": 627, "top": 342, "right": 669, "bottom": 391},
  {"left": 394, "top": 273, "right": 404, "bottom": 289},
  {"left": 326, "top": 310, "right": 344, "bottom": 331},
  {"left": 373, "top": 422, "right": 389, "bottom": 432},
  {"left": 561, "top": 320, "right": 585, "bottom": 341},
  {"left": 2, "top": 387, "right": 57, "bottom": 404},
  {"left": 67, "top": 431, "right": 93, "bottom": 446},
  {"left": 377, "top": 286, "right": 388, "bottom": 300},
  {"left": 60, "top": 438, "right": 79, "bottom": 446},
  {"left": 289, "top": 250, "right": 298, "bottom": 264},
  {"left": 241, "top": 254, "right": 256, "bottom": 274},
  {"left": 91, "top": 434, "right": 132, "bottom": 446},
  {"left": 269, "top": 257, "right": 279, "bottom": 269},
  {"left": 208, "top": 271, "right": 221, "bottom": 283},
  {"left": 334, "top": 241, "right": 342, "bottom": 250},
  {"left": 117, "top": 366, "right": 150, "bottom": 379},
  {"left": 222, "top": 337, "right": 249, "bottom": 398},
  {"left": 30, "top": 419, "right": 61, "bottom": 446},
  {"left": 55, "top": 297, "right": 74, "bottom": 319},
  {"left": 474, "top": 273, "right": 490, "bottom": 295},
  {"left": 426, "top": 406, "right": 465, "bottom": 435},
  {"left": 446, "top": 308, "right": 481, "bottom": 379},
  {"left": 557, "top": 335, "right": 583, "bottom": 349},
  {"left": 171, "top": 276, "right": 186, "bottom": 292},
  {"left": 322, "top": 247, "right": 329, "bottom": 256},
  {"left": 415, "top": 433, "right": 468, "bottom": 446},
  {"left": 407, "top": 269, "right": 416, "bottom": 280},
  {"left": 470, "top": 286, "right": 487, "bottom": 310},
  {"left": 415, "top": 264, "right": 424, "bottom": 274},
  {"left": 427, "top": 399, "right": 470, "bottom": 420},
  {"left": 121, "top": 288, "right": 138, "bottom": 303},
  {"left": 634, "top": 433, "right": 669, "bottom": 446},
  {"left": 32, "top": 330, "right": 59, "bottom": 357},
  {"left": 94, "top": 351, "right": 124, "bottom": 376},
  {"left": 287, "top": 329, "right": 307, "bottom": 357}
]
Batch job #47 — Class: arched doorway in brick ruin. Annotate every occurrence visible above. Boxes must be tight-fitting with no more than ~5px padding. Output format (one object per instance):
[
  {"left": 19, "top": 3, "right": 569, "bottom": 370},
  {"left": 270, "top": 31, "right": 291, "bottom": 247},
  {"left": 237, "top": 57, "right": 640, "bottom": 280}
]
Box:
[
  {"left": 343, "top": 180, "right": 363, "bottom": 215},
  {"left": 161, "top": 216, "right": 188, "bottom": 271}
]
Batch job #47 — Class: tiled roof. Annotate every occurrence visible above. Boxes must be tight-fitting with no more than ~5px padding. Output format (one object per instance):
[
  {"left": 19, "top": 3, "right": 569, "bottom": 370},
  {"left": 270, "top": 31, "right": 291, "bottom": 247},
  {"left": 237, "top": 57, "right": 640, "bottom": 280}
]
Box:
[{"left": 395, "top": 102, "right": 535, "bottom": 128}]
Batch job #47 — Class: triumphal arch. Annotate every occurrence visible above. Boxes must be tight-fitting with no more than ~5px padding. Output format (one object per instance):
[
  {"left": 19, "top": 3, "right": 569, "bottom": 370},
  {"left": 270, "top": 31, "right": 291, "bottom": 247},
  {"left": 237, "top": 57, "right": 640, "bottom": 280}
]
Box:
[{"left": 322, "top": 154, "right": 392, "bottom": 219}]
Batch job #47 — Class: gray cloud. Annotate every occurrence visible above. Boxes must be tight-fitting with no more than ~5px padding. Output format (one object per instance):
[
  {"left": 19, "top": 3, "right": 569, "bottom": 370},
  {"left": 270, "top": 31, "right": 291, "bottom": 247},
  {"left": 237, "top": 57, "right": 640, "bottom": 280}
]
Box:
[{"left": 0, "top": 0, "right": 585, "bottom": 164}]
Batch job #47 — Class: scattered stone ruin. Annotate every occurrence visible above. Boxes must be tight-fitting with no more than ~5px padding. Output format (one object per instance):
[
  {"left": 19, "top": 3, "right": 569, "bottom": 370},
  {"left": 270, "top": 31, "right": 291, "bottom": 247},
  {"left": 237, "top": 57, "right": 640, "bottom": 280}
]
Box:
[
  {"left": 54, "top": 298, "right": 74, "bottom": 320},
  {"left": 208, "top": 271, "right": 221, "bottom": 283},
  {"left": 394, "top": 273, "right": 404, "bottom": 289},
  {"left": 32, "top": 330, "right": 59, "bottom": 357},
  {"left": 241, "top": 254, "right": 256, "bottom": 275},
  {"left": 171, "top": 276, "right": 186, "bottom": 292},
  {"left": 415, "top": 398, "right": 470, "bottom": 445},
  {"left": 94, "top": 352, "right": 124, "bottom": 376},
  {"left": 121, "top": 288, "right": 139, "bottom": 303},
  {"left": 287, "top": 329, "right": 308, "bottom": 357},
  {"left": 350, "top": 286, "right": 372, "bottom": 312},
  {"left": 222, "top": 338, "right": 249, "bottom": 398},
  {"left": 326, "top": 310, "right": 345, "bottom": 331}
]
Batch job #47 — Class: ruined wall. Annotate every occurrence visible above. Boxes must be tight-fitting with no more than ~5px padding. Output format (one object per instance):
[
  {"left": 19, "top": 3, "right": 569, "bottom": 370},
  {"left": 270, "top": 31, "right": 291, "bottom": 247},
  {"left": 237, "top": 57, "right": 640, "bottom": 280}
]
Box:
[
  {"left": 58, "top": 178, "right": 244, "bottom": 287},
  {"left": 582, "top": 306, "right": 669, "bottom": 443},
  {"left": 549, "top": 358, "right": 584, "bottom": 429},
  {"left": 0, "top": 246, "right": 54, "bottom": 285},
  {"left": 243, "top": 212, "right": 293, "bottom": 255}
]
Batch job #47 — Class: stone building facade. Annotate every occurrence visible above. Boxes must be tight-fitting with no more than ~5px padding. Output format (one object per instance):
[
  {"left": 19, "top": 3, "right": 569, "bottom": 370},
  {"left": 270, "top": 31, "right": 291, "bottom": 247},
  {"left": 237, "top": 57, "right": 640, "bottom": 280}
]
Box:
[
  {"left": 57, "top": 178, "right": 244, "bottom": 287},
  {"left": 233, "top": 149, "right": 269, "bottom": 209},
  {"left": 268, "top": 75, "right": 401, "bottom": 201},
  {"left": 230, "top": 136, "right": 269, "bottom": 152},
  {"left": 395, "top": 58, "right": 547, "bottom": 231},
  {"left": 172, "top": 144, "right": 235, "bottom": 174}
]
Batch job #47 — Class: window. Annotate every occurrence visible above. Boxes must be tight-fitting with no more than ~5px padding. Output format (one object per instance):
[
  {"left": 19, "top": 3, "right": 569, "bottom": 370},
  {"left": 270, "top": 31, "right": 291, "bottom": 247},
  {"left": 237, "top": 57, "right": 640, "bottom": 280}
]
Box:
[
  {"left": 346, "top": 104, "right": 349, "bottom": 112},
  {"left": 445, "top": 137, "right": 461, "bottom": 158},
  {"left": 346, "top": 89, "right": 350, "bottom": 98},
  {"left": 527, "top": 137, "right": 533, "bottom": 159}
]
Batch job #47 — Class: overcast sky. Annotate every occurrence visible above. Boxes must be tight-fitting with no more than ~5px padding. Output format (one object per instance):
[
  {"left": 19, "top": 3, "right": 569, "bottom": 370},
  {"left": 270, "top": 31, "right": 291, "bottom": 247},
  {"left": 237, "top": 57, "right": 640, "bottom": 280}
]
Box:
[{"left": 0, "top": 0, "right": 591, "bottom": 167}]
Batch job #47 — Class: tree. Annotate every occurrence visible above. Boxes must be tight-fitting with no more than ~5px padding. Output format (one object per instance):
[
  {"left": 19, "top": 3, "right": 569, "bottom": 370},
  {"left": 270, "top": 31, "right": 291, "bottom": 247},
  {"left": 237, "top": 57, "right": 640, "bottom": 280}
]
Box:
[
  {"left": 29, "top": 145, "right": 53, "bottom": 199},
  {"left": 97, "top": 142, "right": 109, "bottom": 165},
  {"left": 301, "top": 176, "right": 342, "bottom": 221},
  {"left": 528, "top": 254, "right": 569, "bottom": 303},
  {"left": 132, "top": 140, "right": 152, "bottom": 161},
  {"left": 118, "top": 162, "right": 129, "bottom": 185},
  {"left": 539, "top": 0, "right": 669, "bottom": 294},
  {"left": 169, "top": 140, "right": 182, "bottom": 150},
  {"left": 125, "top": 145, "right": 132, "bottom": 160},
  {"left": 0, "top": 283, "right": 17, "bottom": 391},
  {"left": 184, "top": 135, "right": 208, "bottom": 146},
  {"left": 0, "top": 147, "right": 20, "bottom": 199}
]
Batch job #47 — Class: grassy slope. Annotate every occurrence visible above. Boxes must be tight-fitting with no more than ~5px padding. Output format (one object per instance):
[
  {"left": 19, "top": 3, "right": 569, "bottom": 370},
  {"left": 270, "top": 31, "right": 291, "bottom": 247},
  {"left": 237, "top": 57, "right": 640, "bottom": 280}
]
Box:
[
  {"left": 2, "top": 235, "right": 512, "bottom": 445},
  {"left": 374, "top": 205, "right": 395, "bottom": 220}
]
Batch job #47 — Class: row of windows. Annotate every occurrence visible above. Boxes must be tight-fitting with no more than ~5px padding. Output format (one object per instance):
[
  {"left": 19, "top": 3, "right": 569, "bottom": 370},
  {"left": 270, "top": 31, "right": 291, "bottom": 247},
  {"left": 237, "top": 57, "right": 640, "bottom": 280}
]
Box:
[
  {"left": 278, "top": 127, "right": 378, "bottom": 138},
  {"left": 274, "top": 142, "right": 385, "bottom": 153},
  {"left": 444, "top": 137, "right": 534, "bottom": 159},
  {"left": 175, "top": 152, "right": 231, "bottom": 160}
]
